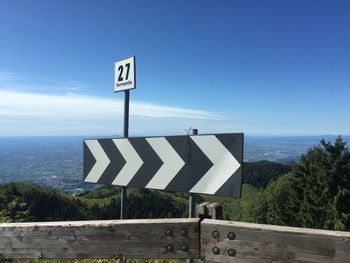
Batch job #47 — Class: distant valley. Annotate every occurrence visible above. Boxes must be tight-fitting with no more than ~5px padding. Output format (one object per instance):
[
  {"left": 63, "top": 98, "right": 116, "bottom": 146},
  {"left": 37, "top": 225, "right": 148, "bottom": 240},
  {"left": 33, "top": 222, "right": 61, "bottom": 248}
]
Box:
[{"left": 0, "top": 135, "right": 348, "bottom": 194}]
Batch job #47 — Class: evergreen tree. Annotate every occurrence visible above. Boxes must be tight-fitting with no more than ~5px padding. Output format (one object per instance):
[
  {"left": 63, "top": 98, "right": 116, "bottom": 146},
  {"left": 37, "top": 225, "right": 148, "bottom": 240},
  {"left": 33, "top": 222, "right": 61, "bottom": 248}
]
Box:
[
  {"left": 244, "top": 174, "right": 300, "bottom": 226},
  {"left": 243, "top": 161, "right": 292, "bottom": 189},
  {"left": 244, "top": 137, "right": 350, "bottom": 231},
  {"left": 296, "top": 137, "right": 350, "bottom": 230}
]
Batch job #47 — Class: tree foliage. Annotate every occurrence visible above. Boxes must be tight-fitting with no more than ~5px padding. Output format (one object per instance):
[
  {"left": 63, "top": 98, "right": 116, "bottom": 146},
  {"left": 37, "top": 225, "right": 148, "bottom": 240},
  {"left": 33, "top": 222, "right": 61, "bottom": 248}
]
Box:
[
  {"left": 243, "top": 161, "right": 292, "bottom": 189},
  {"left": 244, "top": 137, "right": 350, "bottom": 231},
  {"left": 0, "top": 183, "right": 188, "bottom": 222}
]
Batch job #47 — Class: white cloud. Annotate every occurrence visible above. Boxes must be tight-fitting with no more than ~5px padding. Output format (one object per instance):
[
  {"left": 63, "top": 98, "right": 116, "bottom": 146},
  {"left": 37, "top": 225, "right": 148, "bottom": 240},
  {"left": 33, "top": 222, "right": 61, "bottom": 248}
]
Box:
[
  {"left": 0, "top": 90, "right": 219, "bottom": 119},
  {"left": 0, "top": 89, "right": 228, "bottom": 136},
  {"left": 0, "top": 72, "right": 17, "bottom": 80},
  {"left": 0, "top": 71, "right": 87, "bottom": 95},
  {"left": 0, "top": 71, "right": 244, "bottom": 136}
]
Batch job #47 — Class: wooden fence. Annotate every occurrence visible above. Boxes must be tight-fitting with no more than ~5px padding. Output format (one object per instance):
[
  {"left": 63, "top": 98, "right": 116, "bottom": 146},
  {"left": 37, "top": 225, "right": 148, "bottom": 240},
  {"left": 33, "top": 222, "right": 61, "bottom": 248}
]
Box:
[
  {"left": 1, "top": 218, "right": 349, "bottom": 262},
  {"left": 201, "top": 219, "right": 350, "bottom": 263}
]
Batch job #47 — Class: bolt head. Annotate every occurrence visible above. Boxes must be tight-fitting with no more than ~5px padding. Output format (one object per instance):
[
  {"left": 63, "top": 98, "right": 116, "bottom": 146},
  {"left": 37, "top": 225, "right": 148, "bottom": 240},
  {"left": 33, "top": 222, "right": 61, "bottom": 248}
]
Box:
[
  {"left": 181, "top": 244, "right": 189, "bottom": 252},
  {"left": 165, "top": 229, "right": 173, "bottom": 236},
  {"left": 180, "top": 228, "right": 187, "bottom": 236},
  {"left": 228, "top": 249, "right": 236, "bottom": 257},
  {"left": 212, "top": 231, "right": 220, "bottom": 239},
  {"left": 228, "top": 232, "right": 236, "bottom": 240},
  {"left": 212, "top": 247, "right": 220, "bottom": 255},
  {"left": 166, "top": 244, "right": 174, "bottom": 252}
]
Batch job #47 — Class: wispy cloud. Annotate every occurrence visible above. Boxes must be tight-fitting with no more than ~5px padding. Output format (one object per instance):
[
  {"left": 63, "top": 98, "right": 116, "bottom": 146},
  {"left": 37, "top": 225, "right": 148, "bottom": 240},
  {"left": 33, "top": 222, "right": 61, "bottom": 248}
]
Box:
[
  {"left": 0, "top": 71, "right": 241, "bottom": 136},
  {"left": 0, "top": 71, "right": 87, "bottom": 95},
  {"left": 0, "top": 90, "right": 219, "bottom": 119},
  {"left": 0, "top": 89, "right": 226, "bottom": 136},
  {"left": 0, "top": 71, "right": 18, "bottom": 80}
]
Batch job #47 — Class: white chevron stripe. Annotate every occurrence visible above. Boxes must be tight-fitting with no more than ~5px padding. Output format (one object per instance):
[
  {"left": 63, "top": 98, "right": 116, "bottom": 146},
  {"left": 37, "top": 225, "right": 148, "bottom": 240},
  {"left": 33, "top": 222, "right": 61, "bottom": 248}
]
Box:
[
  {"left": 111, "top": 139, "right": 144, "bottom": 186},
  {"left": 145, "top": 137, "right": 185, "bottom": 190},
  {"left": 189, "top": 135, "right": 240, "bottom": 195},
  {"left": 84, "top": 140, "right": 110, "bottom": 183}
]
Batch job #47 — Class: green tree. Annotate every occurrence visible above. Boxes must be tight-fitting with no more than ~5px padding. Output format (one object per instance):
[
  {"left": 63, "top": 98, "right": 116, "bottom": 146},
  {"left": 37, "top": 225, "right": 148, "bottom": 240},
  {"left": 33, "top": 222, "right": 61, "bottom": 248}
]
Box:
[
  {"left": 296, "top": 137, "right": 350, "bottom": 230},
  {"left": 244, "top": 137, "right": 350, "bottom": 231},
  {"left": 243, "top": 161, "right": 292, "bottom": 189},
  {"left": 244, "top": 174, "right": 300, "bottom": 226}
]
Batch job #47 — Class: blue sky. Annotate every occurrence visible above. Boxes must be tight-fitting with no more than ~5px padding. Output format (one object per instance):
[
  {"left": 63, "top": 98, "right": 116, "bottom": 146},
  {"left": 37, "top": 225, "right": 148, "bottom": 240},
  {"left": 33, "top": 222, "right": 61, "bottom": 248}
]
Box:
[{"left": 0, "top": 0, "right": 349, "bottom": 136}]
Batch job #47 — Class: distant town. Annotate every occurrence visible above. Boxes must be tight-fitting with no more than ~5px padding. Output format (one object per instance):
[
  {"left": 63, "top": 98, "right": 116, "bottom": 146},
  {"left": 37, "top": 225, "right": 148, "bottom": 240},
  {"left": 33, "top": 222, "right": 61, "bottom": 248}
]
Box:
[{"left": 1, "top": 135, "right": 347, "bottom": 194}]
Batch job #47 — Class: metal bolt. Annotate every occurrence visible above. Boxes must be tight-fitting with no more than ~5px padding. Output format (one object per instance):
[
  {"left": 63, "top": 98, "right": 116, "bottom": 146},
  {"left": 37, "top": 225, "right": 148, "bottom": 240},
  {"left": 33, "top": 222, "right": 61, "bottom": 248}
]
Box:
[
  {"left": 180, "top": 228, "right": 187, "bottom": 236},
  {"left": 181, "top": 244, "right": 189, "bottom": 252},
  {"left": 228, "top": 232, "right": 236, "bottom": 240},
  {"left": 212, "top": 247, "right": 220, "bottom": 255},
  {"left": 212, "top": 231, "right": 220, "bottom": 239},
  {"left": 165, "top": 229, "right": 173, "bottom": 236},
  {"left": 228, "top": 249, "right": 236, "bottom": 257},
  {"left": 166, "top": 244, "right": 174, "bottom": 252}
]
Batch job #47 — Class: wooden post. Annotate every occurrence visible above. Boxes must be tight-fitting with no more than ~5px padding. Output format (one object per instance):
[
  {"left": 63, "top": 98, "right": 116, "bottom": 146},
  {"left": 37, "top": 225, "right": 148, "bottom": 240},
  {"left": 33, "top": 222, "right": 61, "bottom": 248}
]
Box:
[
  {"left": 195, "top": 202, "right": 223, "bottom": 220},
  {"left": 195, "top": 202, "right": 210, "bottom": 220},
  {"left": 206, "top": 203, "right": 223, "bottom": 220}
]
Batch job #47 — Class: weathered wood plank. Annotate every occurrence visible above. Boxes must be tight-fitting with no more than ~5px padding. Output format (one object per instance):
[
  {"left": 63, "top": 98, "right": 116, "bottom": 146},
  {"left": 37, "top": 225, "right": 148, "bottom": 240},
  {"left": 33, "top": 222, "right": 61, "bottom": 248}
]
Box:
[
  {"left": 2, "top": 218, "right": 350, "bottom": 261},
  {"left": 201, "top": 219, "right": 350, "bottom": 263},
  {"left": 0, "top": 218, "right": 200, "bottom": 259}
]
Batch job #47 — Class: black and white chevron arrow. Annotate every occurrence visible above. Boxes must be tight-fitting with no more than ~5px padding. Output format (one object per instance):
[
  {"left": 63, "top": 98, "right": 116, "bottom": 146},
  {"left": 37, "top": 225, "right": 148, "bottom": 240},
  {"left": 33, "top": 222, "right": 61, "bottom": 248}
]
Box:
[{"left": 83, "top": 133, "right": 243, "bottom": 197}]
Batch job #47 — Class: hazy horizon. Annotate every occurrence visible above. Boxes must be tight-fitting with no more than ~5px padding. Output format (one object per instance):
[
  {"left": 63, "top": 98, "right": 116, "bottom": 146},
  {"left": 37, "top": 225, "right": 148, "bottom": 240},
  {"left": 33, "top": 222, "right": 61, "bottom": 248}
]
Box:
[{"left": 0, "top": 134, "right": 349, "bottom": 138}]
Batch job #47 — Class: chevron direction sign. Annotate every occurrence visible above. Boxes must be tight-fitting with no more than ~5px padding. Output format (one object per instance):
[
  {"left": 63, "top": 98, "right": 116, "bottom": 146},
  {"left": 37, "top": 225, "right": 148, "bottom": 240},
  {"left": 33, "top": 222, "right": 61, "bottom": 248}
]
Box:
[{"left": 83, "top": 133, "right": 243, "bottom": 197}]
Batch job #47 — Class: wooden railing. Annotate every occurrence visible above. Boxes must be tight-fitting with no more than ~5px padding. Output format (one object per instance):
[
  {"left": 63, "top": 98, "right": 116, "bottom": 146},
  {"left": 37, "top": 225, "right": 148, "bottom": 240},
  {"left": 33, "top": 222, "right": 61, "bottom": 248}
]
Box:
[
  {"left": 201, "top": 219, "right": 350, "bottom": 263},
  {"left": 1, "top": 218, "right": 349, "bottom": 262}
]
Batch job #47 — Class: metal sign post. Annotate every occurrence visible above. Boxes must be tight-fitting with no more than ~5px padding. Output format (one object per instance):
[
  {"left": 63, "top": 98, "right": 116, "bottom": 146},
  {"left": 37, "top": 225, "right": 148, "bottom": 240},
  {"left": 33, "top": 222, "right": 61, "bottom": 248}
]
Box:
[
  {"left": 188, "top": 128, "right": 198, "bottom": 219},
  {"left": 114, "top": 56, "right": 136, "bottom": 219},
  {"left": 120, "top": 89, "right": 130, "bottom": 219}
]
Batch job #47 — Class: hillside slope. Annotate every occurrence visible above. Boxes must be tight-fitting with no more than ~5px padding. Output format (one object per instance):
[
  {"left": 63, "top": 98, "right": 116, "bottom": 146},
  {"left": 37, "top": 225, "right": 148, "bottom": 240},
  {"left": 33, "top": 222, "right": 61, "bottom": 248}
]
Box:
[{"left": 0, "top": 161, "right": 291, "bottom": 222}]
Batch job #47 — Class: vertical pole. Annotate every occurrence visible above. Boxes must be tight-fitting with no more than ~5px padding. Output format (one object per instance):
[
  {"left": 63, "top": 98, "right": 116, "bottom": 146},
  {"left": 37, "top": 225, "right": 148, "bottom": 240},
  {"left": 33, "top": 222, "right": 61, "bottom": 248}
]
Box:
[
  {"left": 188, "top": 128, "right": 198, "bottom": 218},
  {"left": 124, "top": 90, "right": 129, "bottom": 137},
  {"left": 120, "top": 187, "right": 126, "bottom": 219},
  {"left": 188, "top": 194, "right": 195, "bottom": 218},
  {"left": 188, "top": 128, "right": 198, "bottom": 263},
  {"left": 120, "top": 89, "right": 130, "bottom": 220}
]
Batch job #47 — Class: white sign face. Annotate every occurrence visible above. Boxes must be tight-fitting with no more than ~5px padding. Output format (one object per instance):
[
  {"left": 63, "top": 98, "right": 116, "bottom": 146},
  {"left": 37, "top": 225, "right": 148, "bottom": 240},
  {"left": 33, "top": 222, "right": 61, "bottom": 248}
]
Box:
[{"left": 114, "top": 56, "right": 136, "bottom": 92}]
